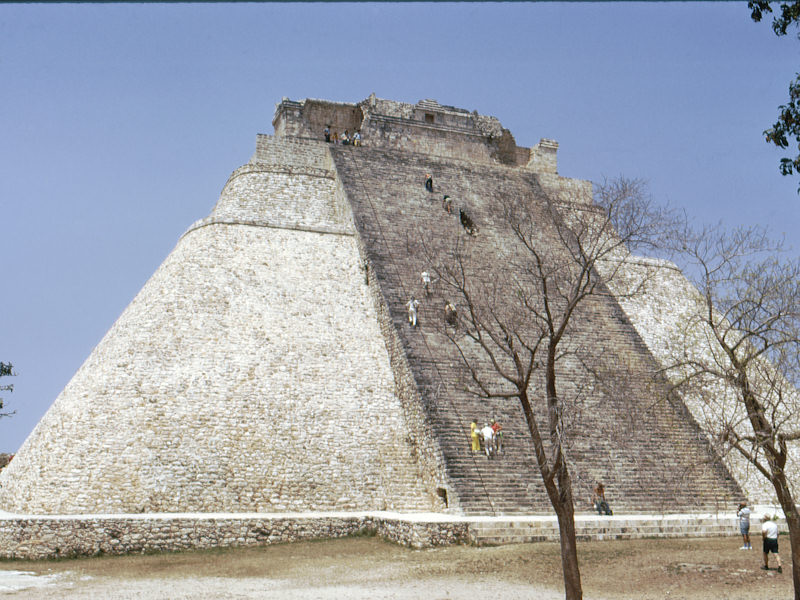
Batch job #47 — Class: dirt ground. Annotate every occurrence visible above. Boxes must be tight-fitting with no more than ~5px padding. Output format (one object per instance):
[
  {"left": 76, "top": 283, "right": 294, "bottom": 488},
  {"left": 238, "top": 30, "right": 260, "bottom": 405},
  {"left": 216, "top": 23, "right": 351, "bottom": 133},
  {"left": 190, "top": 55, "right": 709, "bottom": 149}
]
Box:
[{"left": 0, "top": 534, "right": 793, "bottom": 599}]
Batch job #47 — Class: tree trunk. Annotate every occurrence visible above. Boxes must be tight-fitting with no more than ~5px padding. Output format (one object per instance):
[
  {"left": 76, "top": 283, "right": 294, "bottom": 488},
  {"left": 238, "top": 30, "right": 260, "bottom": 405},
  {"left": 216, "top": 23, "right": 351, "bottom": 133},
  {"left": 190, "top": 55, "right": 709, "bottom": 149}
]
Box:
[
  {"left": 771, "top": 474, "right": 800, "bottom": 600},
  {"left": 518, "top": 387, "right": 583, "bottom": 600},
  {"left": 554, "top": 472, "right": 583, "bottom": 600},
  {"left": 788, "top": 511, "right": 800, "bottom": 600}
]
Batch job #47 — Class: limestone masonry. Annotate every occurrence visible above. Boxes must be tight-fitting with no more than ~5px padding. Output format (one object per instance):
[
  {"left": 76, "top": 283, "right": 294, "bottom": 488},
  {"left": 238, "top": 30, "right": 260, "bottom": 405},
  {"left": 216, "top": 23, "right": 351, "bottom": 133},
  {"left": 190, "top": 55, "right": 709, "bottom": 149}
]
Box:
[{"left": 0, "top": 95, "right": 779, "bottom": 556}]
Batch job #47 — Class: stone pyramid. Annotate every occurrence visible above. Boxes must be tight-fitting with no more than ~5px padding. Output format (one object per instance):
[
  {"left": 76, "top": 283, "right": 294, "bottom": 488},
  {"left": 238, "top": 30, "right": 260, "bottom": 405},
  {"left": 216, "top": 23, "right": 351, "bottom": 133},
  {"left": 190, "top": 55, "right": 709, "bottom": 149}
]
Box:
[{"left": 0, "top": 96, "right": 748, "bottom": 516}]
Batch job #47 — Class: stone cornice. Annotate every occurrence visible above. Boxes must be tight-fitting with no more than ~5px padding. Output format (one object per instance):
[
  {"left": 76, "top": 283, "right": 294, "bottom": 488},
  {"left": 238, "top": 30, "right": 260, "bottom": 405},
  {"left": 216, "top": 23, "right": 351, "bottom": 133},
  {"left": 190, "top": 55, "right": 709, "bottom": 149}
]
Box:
[{"left": 182, "top": 216, "right": 354, "bottom": 239}]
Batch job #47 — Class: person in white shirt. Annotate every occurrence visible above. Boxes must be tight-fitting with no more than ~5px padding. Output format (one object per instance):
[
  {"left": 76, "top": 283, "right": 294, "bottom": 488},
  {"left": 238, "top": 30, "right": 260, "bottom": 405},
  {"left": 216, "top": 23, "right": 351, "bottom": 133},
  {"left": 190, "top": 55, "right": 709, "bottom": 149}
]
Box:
[
  {"left": 421, "top": 271, "right": 432, "bottom": 296},
  {"left": 406, "top": 296, "right": 420, "bottom": 328},
  {"left": 737, "top": 502, "right": 751, "bottom": 549},
  {"left": 481, "top": 423, "right": 495, "bottom": 458},
  {"left": 761, "top": 514, "right": 782, "bottom": 572}
]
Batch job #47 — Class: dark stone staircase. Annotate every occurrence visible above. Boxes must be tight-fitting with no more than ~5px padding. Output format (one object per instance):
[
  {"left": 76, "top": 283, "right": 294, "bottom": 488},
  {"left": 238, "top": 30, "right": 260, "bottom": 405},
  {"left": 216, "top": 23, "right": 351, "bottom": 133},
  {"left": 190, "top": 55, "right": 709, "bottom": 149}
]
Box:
[{"left": 330, "top": 145, "right": 742, "bottom": 516}]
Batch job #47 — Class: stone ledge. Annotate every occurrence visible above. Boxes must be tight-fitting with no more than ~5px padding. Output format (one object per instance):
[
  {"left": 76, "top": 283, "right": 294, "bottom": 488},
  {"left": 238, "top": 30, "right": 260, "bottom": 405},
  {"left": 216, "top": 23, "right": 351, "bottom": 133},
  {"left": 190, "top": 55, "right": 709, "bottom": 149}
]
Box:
[
  {"left": 182, "top": 217, "right": 355, "bottom": 239},
  {"left": 230, "top": 162, "right": 336, "bottom": 182}
]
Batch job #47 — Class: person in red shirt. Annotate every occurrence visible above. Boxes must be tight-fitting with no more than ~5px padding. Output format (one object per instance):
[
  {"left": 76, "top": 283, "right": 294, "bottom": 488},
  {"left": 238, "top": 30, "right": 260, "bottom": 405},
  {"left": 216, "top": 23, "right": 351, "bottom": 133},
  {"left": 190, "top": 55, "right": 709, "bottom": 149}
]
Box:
[{"left": 490, "top": 419, "right": 503, "bottom": 454}]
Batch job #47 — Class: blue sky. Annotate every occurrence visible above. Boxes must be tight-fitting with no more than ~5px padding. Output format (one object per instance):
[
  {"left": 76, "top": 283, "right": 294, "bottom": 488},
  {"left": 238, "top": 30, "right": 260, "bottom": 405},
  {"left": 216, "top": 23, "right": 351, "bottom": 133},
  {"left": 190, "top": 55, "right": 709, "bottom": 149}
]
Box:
[{"left": 1, "top": 3, "right": 798, "bottom": 452}]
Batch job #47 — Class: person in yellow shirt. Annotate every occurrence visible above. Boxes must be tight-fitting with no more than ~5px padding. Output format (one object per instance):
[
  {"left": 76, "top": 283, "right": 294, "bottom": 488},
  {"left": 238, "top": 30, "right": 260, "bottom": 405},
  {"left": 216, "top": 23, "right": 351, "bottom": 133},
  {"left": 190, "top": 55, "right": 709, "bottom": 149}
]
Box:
[{"left": 470, "top": 419, "right": 481, "bottom": 453}]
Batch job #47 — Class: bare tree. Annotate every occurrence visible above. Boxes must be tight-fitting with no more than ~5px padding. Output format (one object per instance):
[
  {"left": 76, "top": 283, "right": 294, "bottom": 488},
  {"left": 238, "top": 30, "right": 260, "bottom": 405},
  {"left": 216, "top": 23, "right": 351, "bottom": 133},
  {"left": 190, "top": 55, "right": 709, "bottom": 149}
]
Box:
[
  {"left": 663, "top": 224, "right": 800, "bottom": 597},
  {"left": 0, "top": 362, "right": 14, "bottom": 419},
  {"left": 422, "top": 177, "right": 668, "bottom": 600}
]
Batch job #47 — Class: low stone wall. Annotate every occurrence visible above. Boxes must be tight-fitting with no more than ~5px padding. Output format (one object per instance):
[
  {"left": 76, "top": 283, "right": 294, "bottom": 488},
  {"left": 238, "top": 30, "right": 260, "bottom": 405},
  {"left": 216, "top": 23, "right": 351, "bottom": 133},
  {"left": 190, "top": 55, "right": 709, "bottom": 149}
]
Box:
[
  {"left": 0, "top": 513, "right": 470, "bottom": 560},
  {"left": 0, "top": 511, "right": 765, "bottom": 560}
]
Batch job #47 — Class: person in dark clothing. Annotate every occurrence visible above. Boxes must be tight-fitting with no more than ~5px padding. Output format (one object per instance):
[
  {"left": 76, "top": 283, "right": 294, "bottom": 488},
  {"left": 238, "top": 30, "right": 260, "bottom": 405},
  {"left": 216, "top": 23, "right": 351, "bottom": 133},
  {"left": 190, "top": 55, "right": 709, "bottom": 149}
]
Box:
[
  {"left": 324, "top": 125, "right": 331, "bottom": 143},
  {"left": 445, "top": 301, "right": 458, "bottom": 328},
  {"left": 591, "top": 482, "right": 613, "bottom": 515},
  {"left": 459, "top": 208, "right": 477, "bottom": 236},
  {"left": 425, "top": 173, "right": 433, "bottom": 192}
]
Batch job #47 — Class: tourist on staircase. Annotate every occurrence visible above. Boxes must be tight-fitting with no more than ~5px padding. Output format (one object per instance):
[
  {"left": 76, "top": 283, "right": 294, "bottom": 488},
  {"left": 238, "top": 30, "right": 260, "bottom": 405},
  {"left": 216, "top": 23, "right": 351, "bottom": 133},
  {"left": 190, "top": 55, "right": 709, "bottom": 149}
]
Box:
[
  {"left": 442, "top": 195, "right": 452, "bottom": 214},
  {"left": 470, "top": 419, "right": 481, "bottom": 454},
  {"left": 491, "top": 419, "right": 504, "bottom": 454},
  {"left": 459, "top": 208, "right": 478, "bottom": 236},
  {"left": 406, "top": 296, "right": 420, "bottom": 328},
  {"left": 444, "top": 301, "right": 458, "bottom": 328},
  {"left": 421, "top": 271, "right": 434, "bottom": 296},
  {"left": 481, "top": 422, "right": 495, "bottom": 459},
  {"left": 425, "top": 173, "right": 433, "bottom": 192},
  {"left": 591, "top": 482, "right": 613, "bottom": 515}
]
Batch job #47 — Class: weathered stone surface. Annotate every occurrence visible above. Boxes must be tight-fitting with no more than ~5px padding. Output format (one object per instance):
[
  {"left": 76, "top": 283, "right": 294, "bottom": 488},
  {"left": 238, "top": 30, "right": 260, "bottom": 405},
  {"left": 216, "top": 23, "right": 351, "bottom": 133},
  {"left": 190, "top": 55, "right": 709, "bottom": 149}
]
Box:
[{"left": 0, "top": 137, "right": 438, "bottom": 513}]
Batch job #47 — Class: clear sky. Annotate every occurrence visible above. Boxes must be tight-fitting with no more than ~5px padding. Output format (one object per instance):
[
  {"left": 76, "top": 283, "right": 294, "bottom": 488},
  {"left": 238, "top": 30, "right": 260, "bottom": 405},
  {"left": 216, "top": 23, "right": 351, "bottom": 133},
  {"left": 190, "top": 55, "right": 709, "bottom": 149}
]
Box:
[{"left": 1, "top": 2, "right": 798, "bottom": 452}]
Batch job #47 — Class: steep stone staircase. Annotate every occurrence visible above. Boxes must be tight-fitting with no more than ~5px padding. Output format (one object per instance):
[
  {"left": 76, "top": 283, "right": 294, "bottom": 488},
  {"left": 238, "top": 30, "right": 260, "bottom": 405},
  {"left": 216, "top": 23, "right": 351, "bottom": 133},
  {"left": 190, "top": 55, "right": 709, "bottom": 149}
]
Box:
[{"left": 330, "top": 145, "right": 742, "bottom": 516}]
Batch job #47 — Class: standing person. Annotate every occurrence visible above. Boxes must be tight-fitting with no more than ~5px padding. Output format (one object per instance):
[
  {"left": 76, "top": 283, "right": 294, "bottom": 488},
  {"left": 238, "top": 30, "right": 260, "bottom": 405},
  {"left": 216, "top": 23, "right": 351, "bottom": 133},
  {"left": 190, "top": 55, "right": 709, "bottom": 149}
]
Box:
[
  {"left": 421, "top": 271, "right": 432, "bottom": 296},
  {"left": 444, "top": 301, "right": 458, "bottom": 328},
  {"left": 442, "top": 195, "right": 452, "bottom": 214},
  {"left": 491, "top": 419, "right": 504, "bottom": 454},
  {"left": 353, "top": 130, "right": 362, "bottom": 146},
  {"left": 425, "top": 173, "right": 433, "bottom": 192},
  {"left": 459, "top": 208, "right": 477, "bottom": 236},
  {"left": 737, "top": 502, "right": 752, "bottom": 549},
  {"left": 761, "top": 515, "right": 782, "bottom": 572},
  {"left": 406, "top": 296, "right": 420, "bottom": 328},
  {"left": 324, "top": 125, "right": 331, "bottom": 143},
  {"left": 591, "top": 482, "right": 613, "bottom": 515},
  {"left": 470, "top": 419, "right": 481, "bottom": 454},
  {"left": 481, "top": 422, "right": 495, "bottom": 458}
]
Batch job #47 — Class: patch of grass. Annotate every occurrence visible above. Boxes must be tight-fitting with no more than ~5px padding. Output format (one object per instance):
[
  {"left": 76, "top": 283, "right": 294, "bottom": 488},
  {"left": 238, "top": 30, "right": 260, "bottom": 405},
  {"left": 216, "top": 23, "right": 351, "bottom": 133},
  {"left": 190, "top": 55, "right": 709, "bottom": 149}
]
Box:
[{"left": 348, "top": 526, "right": 378, "bottom": 538}]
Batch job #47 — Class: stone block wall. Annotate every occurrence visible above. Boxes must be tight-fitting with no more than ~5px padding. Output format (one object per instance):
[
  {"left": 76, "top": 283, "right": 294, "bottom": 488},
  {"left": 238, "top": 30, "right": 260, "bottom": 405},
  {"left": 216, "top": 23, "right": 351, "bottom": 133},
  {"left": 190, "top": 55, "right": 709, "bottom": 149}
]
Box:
[
  {"left": 0, "top": 511, "right": 752, "bottom": 559},
  {"left": 272, "top": 99, "right": 364, "bottom": 141},
  {"left": 0, "top": 513, "right": 470, "bottom": 559},
  {"left": 272, "top": 97, "right": 530, "bottom": 168},
  {"left": 252, "top": 134, "right": 333, "bottom": 172},
  {"left": 527, "top": 139, "right": 559, "bottom": 174},
  {"left": 360, "top": 114, "right": 500, "bottom": 165},
  {"left": 210, "top": 165, "right": 343, "bottom": 233}
]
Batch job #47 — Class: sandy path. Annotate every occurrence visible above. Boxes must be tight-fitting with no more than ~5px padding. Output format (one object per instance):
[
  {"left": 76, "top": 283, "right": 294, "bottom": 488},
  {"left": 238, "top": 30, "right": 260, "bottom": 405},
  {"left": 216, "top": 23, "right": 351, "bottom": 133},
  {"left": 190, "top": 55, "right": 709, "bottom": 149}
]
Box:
[
  {"left": 1, "top": 571, "right": 566, "bottom": 600},
  {"left": 0, "top": 535, "right": 792, "bottom": 600}
]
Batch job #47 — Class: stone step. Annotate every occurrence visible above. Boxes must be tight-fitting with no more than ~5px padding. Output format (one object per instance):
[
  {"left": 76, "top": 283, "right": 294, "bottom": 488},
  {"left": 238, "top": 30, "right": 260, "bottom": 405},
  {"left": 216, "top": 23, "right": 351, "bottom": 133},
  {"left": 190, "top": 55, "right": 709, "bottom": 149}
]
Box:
[{"left": 469, "top": 516, "right": 739, "bottom": 545}]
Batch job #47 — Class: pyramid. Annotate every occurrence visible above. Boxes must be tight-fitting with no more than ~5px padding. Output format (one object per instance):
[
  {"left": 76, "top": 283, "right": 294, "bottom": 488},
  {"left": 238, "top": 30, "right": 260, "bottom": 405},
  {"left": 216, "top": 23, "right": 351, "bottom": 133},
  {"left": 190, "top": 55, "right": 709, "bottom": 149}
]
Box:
[{"left": 0, "top": 96, "right": 746, "bottom": 516}]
